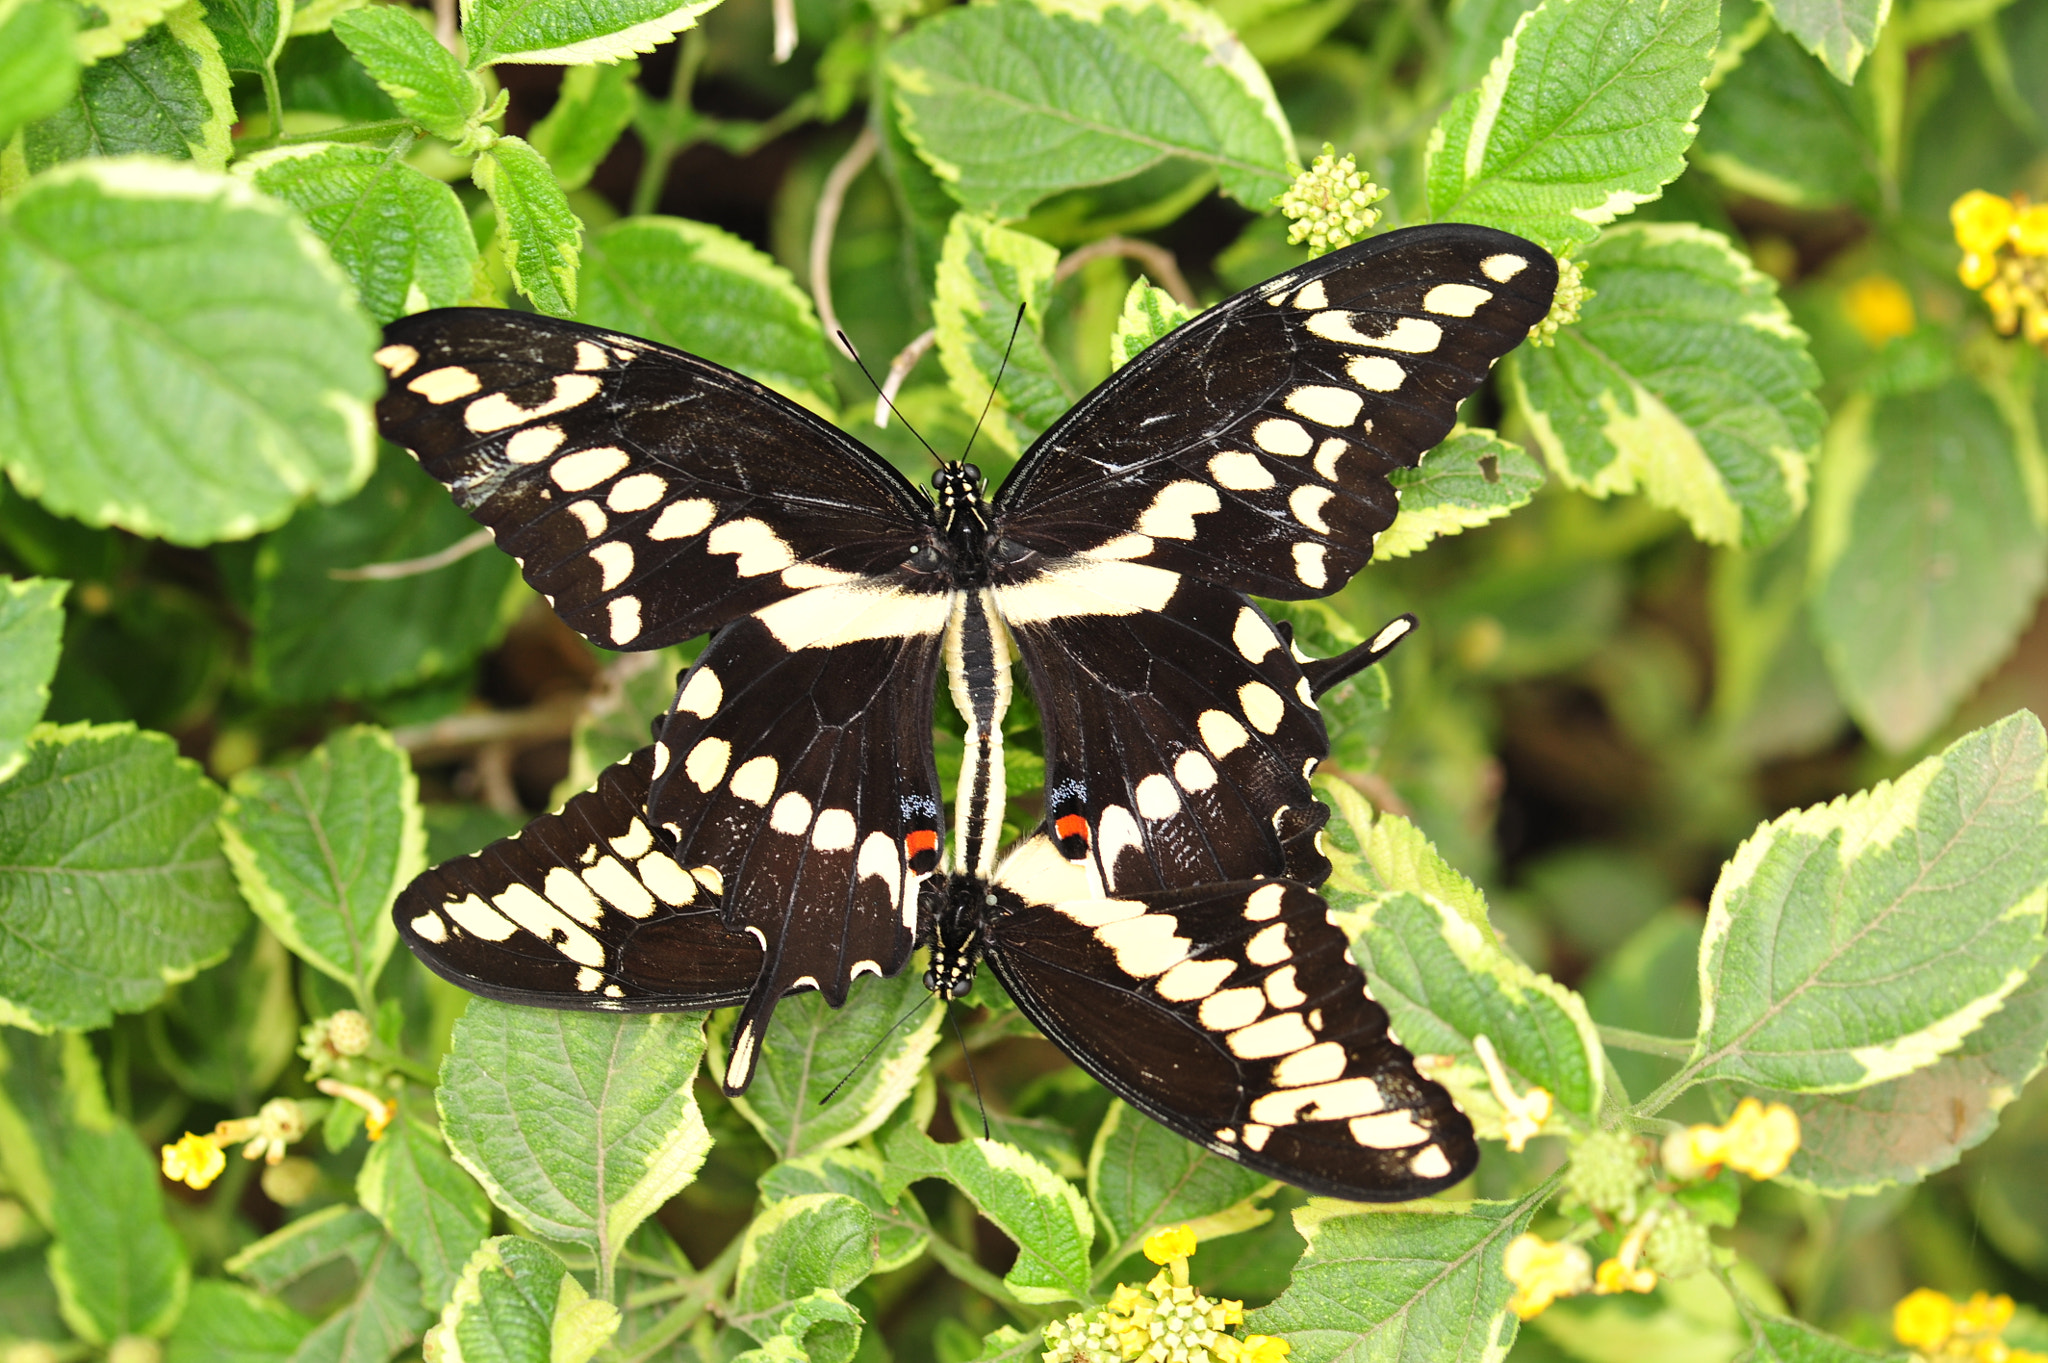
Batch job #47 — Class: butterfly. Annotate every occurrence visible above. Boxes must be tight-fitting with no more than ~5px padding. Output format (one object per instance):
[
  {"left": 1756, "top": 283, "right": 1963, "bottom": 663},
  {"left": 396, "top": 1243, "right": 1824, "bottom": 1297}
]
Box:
[{"left": 375, "top": 223, "right": 1553, "bottom": 1194}]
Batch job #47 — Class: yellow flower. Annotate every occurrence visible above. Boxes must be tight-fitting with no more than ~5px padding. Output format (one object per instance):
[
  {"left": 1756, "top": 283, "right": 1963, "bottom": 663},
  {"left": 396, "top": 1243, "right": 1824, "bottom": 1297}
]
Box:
[
  {"left": 1954, "top": 191, "right": 2017, "bottom": 255},
  {"left": 318, "top": 1078, "right": 398, "bottom": 1141},
  {"left": 2014, "top": 204, "right": 2048, "bottom": 257},
  {"left": 1844, "top": 275, "right": 1915, "bottom": 346},
  {"left": 1213, "top": 1301, "right": 1244, "bottom": 1329},
  {"left": 1893, "top": 1288, "right": 1955, "bottom": 1350},
  {"left": 1502, "top": 1233, "right": 1592, "bottom": 1321},
  {"left": 1237, "top": 1337, "right": 1290, "bottom": 1363},
  {"left": 1108, "top": 1284, "right": 1148, "bottom": 1321},
  {"left": 1473, "top": 1035, "right": 1551, "bottom": 1152},
  {"left": 161, "top": 1132, "right": 226, "bottom": 1190},
  {"left": 1955, "top": 1291, "right": 2017, "bottom": 1338},
  {"left": 1720, "top": 1098, "right": 1800, "bottom": 1179},
  {"left": 1593, "top": 1216, "right": 1657, "bottom": 1297},
  {"left": 1145, "top": 1225, "right": 1198, "bottom": 1265},
  {"left": 1961, "top": 252, "right": 2001, "bottom": 290}
]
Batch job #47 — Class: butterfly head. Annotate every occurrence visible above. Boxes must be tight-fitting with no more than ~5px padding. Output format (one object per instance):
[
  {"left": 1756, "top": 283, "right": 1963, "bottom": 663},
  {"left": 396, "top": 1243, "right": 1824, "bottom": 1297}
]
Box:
[{"left": 919, "top": 872, "right": 991, "bottom": 999}]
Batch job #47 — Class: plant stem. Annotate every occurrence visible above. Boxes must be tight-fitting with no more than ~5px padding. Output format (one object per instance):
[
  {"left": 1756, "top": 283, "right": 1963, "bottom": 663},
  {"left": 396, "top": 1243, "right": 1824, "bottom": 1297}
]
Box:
[
  {"left": 621, "top": 1234, "right": 744, "bottom": 1362},
  {"left": 274, "top": 119, "right": 420, "bottom": 146},
  {"left": 1597, "top": 1026, "right": 1696, "bottom": 1059},
  {"left": 924, "top": 1226, "right": 1037, "bottom": 1322},
  {"left": 260, "top": 62, "right": 286, "bottom": 145},
  {"left": 631, "top": 27, "right": 706, "bottom": 217},
  {"left": 1631, "top": 1059, "right": 1705, "bottom": 1119}
]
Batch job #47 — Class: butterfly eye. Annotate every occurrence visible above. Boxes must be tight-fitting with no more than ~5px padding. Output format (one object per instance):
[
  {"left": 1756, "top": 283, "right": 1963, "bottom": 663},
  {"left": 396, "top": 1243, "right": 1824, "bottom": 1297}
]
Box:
[
  {"left": 930, "top": 469, "right": 948, "bottom": 489},
  {"left": 922, "top": 967, "right": 937, "bottom": 991}
]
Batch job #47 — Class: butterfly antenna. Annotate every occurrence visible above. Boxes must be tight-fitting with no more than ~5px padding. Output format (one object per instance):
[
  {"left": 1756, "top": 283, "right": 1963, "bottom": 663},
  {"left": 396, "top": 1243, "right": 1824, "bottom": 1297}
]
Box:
[
  {"left": 960, "top": 302, "right": 1028, "bottom": 468},
  {"left": 837, "top": 328, "right": 945, "bottom": 470},
  {"left": 819, "top": 992, "right": 936, "bottom": 1107},
  {"left": 949, "top": 1001, "right": 991, "bottom": 1140}
]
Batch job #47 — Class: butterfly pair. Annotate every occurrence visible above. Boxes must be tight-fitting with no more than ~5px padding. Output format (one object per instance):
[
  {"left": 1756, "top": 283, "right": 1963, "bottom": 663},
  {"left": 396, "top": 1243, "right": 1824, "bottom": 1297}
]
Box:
[{"left": 374, "top": 223, "right": 1557, "bottom": 1201}]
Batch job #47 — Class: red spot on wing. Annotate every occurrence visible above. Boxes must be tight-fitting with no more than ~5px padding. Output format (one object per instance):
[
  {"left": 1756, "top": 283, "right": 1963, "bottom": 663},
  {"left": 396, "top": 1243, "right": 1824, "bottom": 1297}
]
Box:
[
  {"left": 905, "top": 828, "right": 941, "bottom": 873},
  {"left": 1054, "top": 814, "right": 1089, "bottom": 860}
]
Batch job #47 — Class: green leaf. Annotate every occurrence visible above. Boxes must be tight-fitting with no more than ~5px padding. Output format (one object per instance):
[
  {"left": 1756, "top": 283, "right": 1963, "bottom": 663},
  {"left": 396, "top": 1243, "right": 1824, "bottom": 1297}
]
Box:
[
  {"left": 1087, "top": 1100, "right": 1267, "bottom": 1257},
  {"left": 439, "top": 1003, "right": 712, "bottom": 1279},
  {"left": 219, "top": 726, "right": 422, "bottom": 1005},
  {"left": 358, "top": 1112, "right": 492, "bottom": 1311},
  {"left": 203, "top": 0, "right": 290, "bottom": 71},
  {"left": 1316, "top": 779, "right": 1492, "bottom": 933},
  {"left": 1376, "top": 427, "right": 1545, "bottom": 561},
  {"left": 153, "top": 924, "right": 299, "bottom": 1105},
  {"left": 249, "top": 447, "right": 517, "bottom": 702},
  {"left": 0, "top": 577, "right": 66, "bottom": 784},
  {"left": 19, "top": 3, "right": 232, "bottom": 173},
  {"left": 1808, "top": 378, "right": 2048, "bottom": 751},
  {"left": 758, "top": 1148, "right": 932, "bottom": 1273},
  {"left": 887, "top": 0, "right": 1294, "bottom": 218},
  {"left": 882, "top": 1127, "right": 1093, "bottom": 1305},
  {"left": 1766, "top": 0, "right": 1888, "bottom": 83},
  {"left": 1735, "top": 1306, "right": 1905, "bottom": 1361},
  {"left": 1424, "top": 0, "right": 1717, "bottom": 250},
  {"left": 474, "top": 134, "right": 581, "bottom": 316},
  {"left": 1109, "top": 277, "right": 1195, "bottom": 372},
  {"left": 1247, "top": 1198, "right": 1541, "bottom": 1363},
  {"left": 931, "top": 213, "right": 1070, "bottom": 456},
  {"left": 165, "top": 1279, "right": 313, "bottom": 1363},
  {"left": 294, "top": 1228, "right": 433, "bottom": 1363},
  {"left": 0, "top": 1, "right": 80, "bottom": 144},
  {"left": 0, "top": 159, "right": 379, "bottom": 546},
  {"left": 461, "top": 0, "right": 719, "bottom": 65},
  {"left": 46, "top": 1123, "right": 188, "bottom": 1344},
  {"left": 578, "top": 216, "right": 834, "bottom": 406},
  {"left": 0, "top": 722, "right": 244, "bottom": 1032},
  {"left": 730, "top": 1195, "right": 876, "bottom": 1345},
  {"left": 725, "top": 965, "right": 943, "bottom": 1161},
  {"left": 227, "top": 1205, "right": 384, "bottom": 1292},
  {"left": 240, "top": 142, "right": 482, "bottom": 325},
  {"left": 0, "top": 1029, "right": 115, "bottom": 1228},
  {"left": 1690, "top": 712, "right": 2048, "bottom": 1093},
  {"left": 330, "top": 5, "right": 481, "bottom": 139},
  {"left": 527, "top": 58, "right": 637, "bottom": 190},
  {"left": 427, "top": 1237, "right": 621, "bottom": 1363},
  {"left": 1511, "top": 223, "right": 1824, "bottom": 548},
  {"left": 1691, "top": 31, "right": 1878, "bottom": 208}
]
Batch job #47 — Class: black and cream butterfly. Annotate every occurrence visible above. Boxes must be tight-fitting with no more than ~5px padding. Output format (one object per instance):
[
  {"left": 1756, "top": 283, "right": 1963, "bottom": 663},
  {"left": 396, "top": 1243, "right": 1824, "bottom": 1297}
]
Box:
[{"left": 375, "top": 223, "right": 1553, "bottom": 1199}]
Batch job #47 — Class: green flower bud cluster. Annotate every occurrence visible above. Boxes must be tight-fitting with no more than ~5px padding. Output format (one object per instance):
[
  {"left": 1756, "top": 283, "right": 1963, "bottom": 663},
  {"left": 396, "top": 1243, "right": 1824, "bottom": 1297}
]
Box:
[
  {"left": 1644, "top": 1209, "right": 1713, "bottom": 1279},
  {"left": 1528, "top": 257, "right": 1590, "bottom": 345},
  {"left": 1563, "top": 1128, "right": 1649, "bottom": 1218},
  {"left": 1276, "top": 146, "right": 1386, "bottom": 257}
]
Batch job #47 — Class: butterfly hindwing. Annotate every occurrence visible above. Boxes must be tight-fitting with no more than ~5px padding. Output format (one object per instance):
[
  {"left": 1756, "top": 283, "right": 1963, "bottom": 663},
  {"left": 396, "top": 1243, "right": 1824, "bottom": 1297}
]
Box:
[
  {"left": 993, "top": 225, "right": 1557, "bottom": 601},
  {"left": 982, "top": 839, "right": 1475, "bottom": 1201},
  {"left": 396, "top": 745, "right": 764, "bottom": 1009},
  {"left": 374, "top": 310, "right": 932, "bottom": 650}
]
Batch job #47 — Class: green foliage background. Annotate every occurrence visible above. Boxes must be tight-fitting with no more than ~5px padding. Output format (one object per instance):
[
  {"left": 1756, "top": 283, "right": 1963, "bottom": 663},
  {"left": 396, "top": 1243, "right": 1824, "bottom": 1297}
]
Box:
[{"left": 2, "top": 0, "right": 2048, "bottom": 1358}]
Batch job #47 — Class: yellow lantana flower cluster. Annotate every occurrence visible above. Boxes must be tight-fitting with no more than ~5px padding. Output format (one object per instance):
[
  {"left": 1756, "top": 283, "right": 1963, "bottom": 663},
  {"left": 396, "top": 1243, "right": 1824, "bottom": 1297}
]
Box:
[
  {"left": 1040, "top": 1227, "right": 1289, "bottom": 1363},
  {"left": 1952, "top": 190, "right": 2048, "bottom": 349},
  {"left": 1894, "top": 1288, "right": 2048, "bottom": 1363},
  {"left": 161, "top": 1098, "right": 316, "bottom": 1192},
  {"left": 1660, "top": 1098, "right": 1801, "bottom": 1181},
  {"left": 1276, "top": 147, "right": 1386, "bottom": 257}
]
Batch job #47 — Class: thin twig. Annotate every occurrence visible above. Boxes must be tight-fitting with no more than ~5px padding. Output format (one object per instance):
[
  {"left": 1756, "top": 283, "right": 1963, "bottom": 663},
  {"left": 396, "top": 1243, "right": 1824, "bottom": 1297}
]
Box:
[
  {"left": 392, "top": 692, "right": 585, "bottom": 763},
  {"left": 811, "top": 127, "right": 878, "bottom": 359},
  {"left": 771, "top": 0, "right": 798, "bottom": 62},
  {"left": 1329, "top": 765, "right": 1413, "bottom": 819},
  {"left": 1054, "top": 236, "right": 1197, "bottom": 306},
  {"left": 874, "top": 327, "right": 937, "bottom": 428},
  {"left": 328, "top": 528, "right": 494, "bottom": 581},
  {"left": 432, "top": 0, "right": 458, "bottom": 52}
]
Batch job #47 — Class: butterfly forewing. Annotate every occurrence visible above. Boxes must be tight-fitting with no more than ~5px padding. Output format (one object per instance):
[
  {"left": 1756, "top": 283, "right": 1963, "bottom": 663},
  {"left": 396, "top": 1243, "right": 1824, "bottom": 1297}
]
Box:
[
  {"left": 397, "top": 745, "right": 765, "bottom": 1009},
  {"left": 374, "top": 310, "right": 932, "bottom": 650},
  {"left": 994, "top": 226, "right": 1557, "bottom": 601},
  {"left": 982, "top": 840, "right": 1475, "bottom": 1200}
]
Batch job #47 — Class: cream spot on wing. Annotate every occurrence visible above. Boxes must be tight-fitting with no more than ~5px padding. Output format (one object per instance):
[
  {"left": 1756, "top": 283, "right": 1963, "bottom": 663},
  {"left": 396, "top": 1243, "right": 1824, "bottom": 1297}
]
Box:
[
  {"left": 1096, "top": 805, "right": 1145, "bottom": 880},
  {"left": 684, "top": 738, "right": 730, "bottom": 791},
  {"left": 1292, "top": 279, "right": 1328, "bottom": 309},
  {"left": 446, "top": 894, "right": 516, "bottom": 940},
  {"left": 409, "top": 911, "right": 448, "bottom": 942},
  {"left": 608, "top": 597, "right": 641, "bottom": 644},
  {"left": 1482, "top": 253, "right": 1529, "bottom": 283},
  {"left": 1424, "top": 282, "right": 1492, "bottom": 316},
  {"left": 576, "top": 966, "right": 603, "bottom": 992},
  {"left": 1090, "top": 532, "right": 1154, "bottom": 561},
  {"left": 573, "top": 340, "right": 608, "bottom": 370},
  {"left": 1054, "top": 897, "right": 1146, "bottom": 929},
  {"left": 856, "top": 831, "right": 896, "bottom": 882},
  {"left": 1307, "top": 311, "right": 1442, "bottom": 353},
  {"left": 1238, "top": 681, "right": 1284, "bottom": 734},
  {"left": 729, "top": 755, "right": 778, "bottom": 804},
  {"left": 1350, "top": 1111, "right": 1431, "bottom": 1149},
  {"left": 1411, "top": 1146, "right": 1454, "bottom": 1178},
  {"left": 1264, "top": 964, "right": 1307, "bottom": 1009},
  {"left": 1174, "top": 750, "right": 1217, "bottom": 792},
  {"left": 1134, "top": 773, "right": 1180, "bottom": 820},
  {"left": 567, "top": 501, "right": 607, "bottom": 537},
  {"left": 1199, "top": 709, "right": 1249, "bottom": 757},
  {"left": 1346, "top": 354, "right": 1404, "bottom": 392},
  {"left": 374, "top": 343, "right": 419, "bottom": 376},
  {"left": 1245, "top": 883, "right": 1286, "bottom": 920},
  {"left": 678, "top": 667, "right": 722, "bottom": 717},
  {"left": 1297, "top": 677, "right": 1315, "bottom": 706},
  {"left": 591, "top": 541, "right": 634, "bottom": 590},
  {"left": 1273, "top": 1039, "right": 1344, "bottom": 1086},
  {"left": 1156, "top": 956, "right": 1234, "bottom": 1001},
  {"left": 771, "top": 791, "right": 812, "bottom": 835},
  {"left": 611, "top": 820, "right": 653, "bottom": 861},
  {"left": 1293, "top": 542, "right": 1328, "bottom": 589},
  {"left": 850, "top": 959, "right": 882, "bottom": 981},
  {"left": 1251, "top": 1075, "right": 1386, "bottom": 1124},
  {"left": 1253, "top": 418, "right": 1313, "bottom": 456},
  {"left": 693, "top": 866, "right": 724, "bottom": 896},
  {"left": 811, "top": 807, "right": 857, "bottom": 851},
  {"left": 1199, "top": 987, "right": 1265, "bottom": 1032},
  {"left": 1135, "top": 481, "right": 1221, "bottom": 539},
  {"left": 636, "top": 851, "right": 697, "bottom": 905},
  {"left": 1290, "top": 485, "right": 1334, "bottom": 534},
  {"left": 726, "top": 1023, "right": 759, "bottom": 1090},
  {"left": 408, "top": 366, "right": 480, "bottom": 403},
  {"left": 1285, "top": 385, "right": 1364, "bottom": 428},
  {"left": 1208, "top": 450, "right": 1275, "bottom": 490},
  {"left": 651, "top": 744, "right": 669, "bottom": 777},
  {"left": 607, "top": 472, "right": 666, "bottom": 512},
  {"left": 1314, "top": 439, "right": 1346, "bottom": 480},
  {"left": 492, "top": 884, "right": 603, "bottom": 966},
  {"left": 465, "top": 373, "right": 603, "bottom": 432},
  {"left": 650, "top": 499, "right": 716, "bottom": 540},
  {"left": 584, "top": 857, "right": 655, "bottom": 918},
  {"left": 708, "top": 518, "right": 796, "bottom": 575},
  {"left": 1227, "top": 1011, "right": 1314, "bottom": 1058},
  {"left": 782, "top": 562, "right": 860, "bottom": 588},
  {"left": 1233, "top": 606, "right": 1279, "bottom": 662},
  {"left": 1247, "top": 921, "right": 1290, "bottom": 965},
  {"left": 551, "top": 445, "right": 631, "bottom": 491},
  {"left": 505, "top": 425, "right": 564, "bottom": 465},
  {"left": 1095, "top": 913, "right": 1192, "bottom": 978},
  {"left": 543, "top": 866, "right": 604, "bottom": 926},
  {"left": 1242, "top": 1123, "right": 1272, "bottom": 1151}
]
